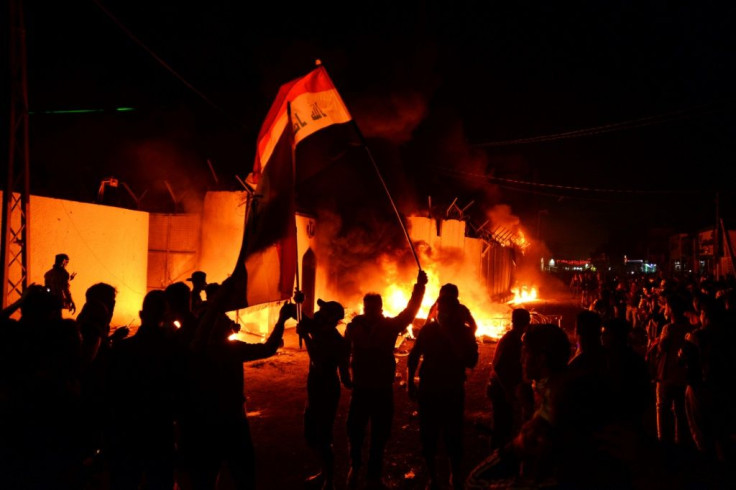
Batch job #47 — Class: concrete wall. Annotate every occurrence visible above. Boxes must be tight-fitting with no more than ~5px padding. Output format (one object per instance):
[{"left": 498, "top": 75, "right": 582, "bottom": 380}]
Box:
[
  {"left": 148, "top": 213, "right": 201, "bottom": 289},
  {"left": 2, "top": 190, "right": 321, "bottom": 334},
  {"left": 21, "top": 194, "right": 149, "bottom": 327}
]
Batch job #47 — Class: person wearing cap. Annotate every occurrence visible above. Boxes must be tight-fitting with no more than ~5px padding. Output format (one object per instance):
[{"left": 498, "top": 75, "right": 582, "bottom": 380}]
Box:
[
  {"left": 186, "top": 271, "right": 207, "bottom": 317},
  {"left": 44, "top": 253, "right": 76, "bottom": 315},
  {"left": 297, "top": 298, "right": 351, "bottom": 490},
  {"left": 344, "top": 269, "right": 428, "bottom": 489}
]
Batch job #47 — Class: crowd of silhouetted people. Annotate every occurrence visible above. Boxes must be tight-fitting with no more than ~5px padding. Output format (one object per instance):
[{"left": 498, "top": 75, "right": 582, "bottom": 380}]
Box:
[
  {"left": 2, "top": 258, "right": 736, "bottom": 489},
  {"left": 1, "top": 260, "right": 294, "bottom": 490}
]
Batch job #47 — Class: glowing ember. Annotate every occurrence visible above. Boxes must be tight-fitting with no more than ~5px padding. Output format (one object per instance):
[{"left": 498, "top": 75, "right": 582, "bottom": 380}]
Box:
[{"left": 173, "top": 320, "right": 181, "bottom": 329}]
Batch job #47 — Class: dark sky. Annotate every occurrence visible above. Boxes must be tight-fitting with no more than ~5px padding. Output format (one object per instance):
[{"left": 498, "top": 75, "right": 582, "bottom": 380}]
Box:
[{"left": 10, "top": 0, "right": 736, "bottom": 258}]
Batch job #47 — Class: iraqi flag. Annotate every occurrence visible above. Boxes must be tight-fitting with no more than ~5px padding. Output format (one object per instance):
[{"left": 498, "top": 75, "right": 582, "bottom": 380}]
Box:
[{"left": 226, "top": 63, "right": 354, "bottom": 310}]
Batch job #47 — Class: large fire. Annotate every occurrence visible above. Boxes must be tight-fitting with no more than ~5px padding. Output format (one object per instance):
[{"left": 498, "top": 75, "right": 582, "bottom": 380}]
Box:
[
  {"left": 360, "top": 280, "right": 540, "bottom": 341},
  {"left": 229, "top": 276, "right": 545, "bottom": 343},
  {"left": 342, "top": 255, "right": 542, "bottom": 341},
  {"left": 228, "top": 213, "right": 550, "bottom": 342}
]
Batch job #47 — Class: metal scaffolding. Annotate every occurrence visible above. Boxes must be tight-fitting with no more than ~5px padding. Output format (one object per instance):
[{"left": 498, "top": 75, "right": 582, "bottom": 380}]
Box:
[{"left": 2, "top": 0, "right": 31, "bottom": 308}]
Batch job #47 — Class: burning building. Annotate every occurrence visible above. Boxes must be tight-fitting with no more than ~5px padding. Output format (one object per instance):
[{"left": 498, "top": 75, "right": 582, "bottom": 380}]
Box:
[
  {"left": 7, "top": 189, "right": 536, "bottom": 340},
  {"left": 187, "top": 191, "right": 528, "bottom": 341}
]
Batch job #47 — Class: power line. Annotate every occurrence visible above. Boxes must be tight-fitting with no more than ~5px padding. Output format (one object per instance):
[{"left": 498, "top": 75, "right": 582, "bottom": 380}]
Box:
[
  {"left": 471, "top": 102, "right": 732, "bottom": 148},
  {"left": 430, "top": 164, "right": 706, "bottom": 201},
  {"left": 492, "top": 182, "right": 650, "bottom": 204},
  {"left": 90, "top": 0, "right": 247, "bottom": 130},
  {"left": 486, "top": 175, "right": 702, "bottom": 195}
]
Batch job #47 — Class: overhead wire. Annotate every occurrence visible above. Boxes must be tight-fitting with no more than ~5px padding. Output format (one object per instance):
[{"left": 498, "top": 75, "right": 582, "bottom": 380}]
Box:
[
  {"left": 471, "top": 101, "right": 733, "bottom": 147},
  {"left": 429, "top": 164, "right": 707, "bottom": 203},
  {"left": 487, "top": 175, "right": 703, "bottom": 195},
  {"left": 90, "top": 0, "right": 247, "bottom": 130}
]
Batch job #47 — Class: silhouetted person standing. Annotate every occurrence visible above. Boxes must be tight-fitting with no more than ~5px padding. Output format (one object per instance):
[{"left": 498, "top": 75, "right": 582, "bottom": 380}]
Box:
[
  {"left": 344, "top": 269, "right": 427, "bottom": 489},
  {"left": 183, "top": 271, "right": 295, "bottom": 490},
  {"left": 0, "top": 285, "right": 84, "bottom": 490},
  {"left": 408, "top": 295, "right": 479, "bottom": 490},
  {"left": 297, "top": 299, "right": 352, "bottom": 490},
  {"left": 601, "top": 317, "right": 653, "bottom": 431},
  {"left": 44, "top": 253, "right": 76, "bottom": 314},
  {"left": 106, "top": 289, "right": 177, "bottom": 490},
  {"left": 653, "top": 293, "right": 694, "bottom": 447},
  {"left": 486, "top": 308, "right": 534, "bottom": 450},
  {"left": 77, "top": 283, "right": 119, "bottom": 466}
]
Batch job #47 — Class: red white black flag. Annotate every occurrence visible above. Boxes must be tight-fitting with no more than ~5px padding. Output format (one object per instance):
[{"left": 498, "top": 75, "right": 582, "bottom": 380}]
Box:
[{"left": 228, "top": 63, "right": 353, "bottom": 309}]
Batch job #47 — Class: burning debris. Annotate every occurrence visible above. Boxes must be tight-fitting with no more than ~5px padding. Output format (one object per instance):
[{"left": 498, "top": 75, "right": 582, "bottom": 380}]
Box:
[
  {"left": 222, "top": 188, "right": 568, "bottom": 342},
  {"left": 315, "top": 200, "right": 540, "bottom": 341}
]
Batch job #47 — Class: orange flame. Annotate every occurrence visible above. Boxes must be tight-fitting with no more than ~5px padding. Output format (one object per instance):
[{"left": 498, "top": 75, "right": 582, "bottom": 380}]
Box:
[
  {"left": 349, "top": 265, "right": 519, "bottom": 341},
  {"left": 509, "top": 284, "right": 538, "bottom": 304}
]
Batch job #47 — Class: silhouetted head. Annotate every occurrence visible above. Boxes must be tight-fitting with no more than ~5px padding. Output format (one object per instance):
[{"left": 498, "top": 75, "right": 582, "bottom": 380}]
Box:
[
  {"left": 316, "top": 298, "right": 345, "bottom": 327},
  {"left": 437, "top": 294, "right": 460, "bottom": 326},
  {"left": 140, "top": 290, "right": 169, "bottom": 327},
  {"left": 164, "top": 282, "right": 191, "bottom": 315},
  {"left": 439, "top": 283, "right": 459, "bottom": 299},
  {"left": 22, "top": 284, "right": 63, "bottom": 323},
  {"left": 205, "top": 282, "right": 220, "bottom": 300},
  {"left": 575, "top": 310, "right": 602, "bottom": 345},
  {"left": 85, "top": 283, "right": 117, "bottom": 313},
  {"left": 522, "top": 323, "right": 571, "bottom": 382},
  {"left": 54, "top": 253, "right": 69, "bottom": 267},
  {"left": 186, "top": 271, "right": 207, "bottom": 289},
  {"left": 363, "top": 293, "right": 383, "bottom": 317},
  {"left": 511, "top": 308, "right": 531, "bottom": 329}
]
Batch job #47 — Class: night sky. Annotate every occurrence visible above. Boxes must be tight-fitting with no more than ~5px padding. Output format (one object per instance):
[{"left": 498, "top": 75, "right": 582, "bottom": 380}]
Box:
[{"left": 10, "top": 0, "right": 736, "bottom": 259}]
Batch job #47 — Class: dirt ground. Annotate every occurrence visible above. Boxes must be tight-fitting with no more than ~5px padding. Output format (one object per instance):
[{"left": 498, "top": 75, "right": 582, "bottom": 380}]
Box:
[{"left": 237, "top": 296, "right": 580, "bottom": 490}]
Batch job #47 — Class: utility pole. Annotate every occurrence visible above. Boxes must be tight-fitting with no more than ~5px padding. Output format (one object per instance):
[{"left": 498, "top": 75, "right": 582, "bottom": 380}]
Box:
[
  {"left": 1, "top": 0, "right": 31, "bottom": 308},
  {"left": 715, "top": 192, "right": 720, "bottom": 280}
]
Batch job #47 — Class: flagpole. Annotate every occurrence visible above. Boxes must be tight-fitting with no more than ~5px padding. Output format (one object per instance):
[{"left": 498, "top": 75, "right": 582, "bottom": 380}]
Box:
[
  {"left": 357, "top": 126, "right": 422, "bottom": 271},
  {"left": 315, "top": 61, "right": 422, "bottom": 271},
  {"left": 288, "top": 101, "right": 305, "bottom": 348}
]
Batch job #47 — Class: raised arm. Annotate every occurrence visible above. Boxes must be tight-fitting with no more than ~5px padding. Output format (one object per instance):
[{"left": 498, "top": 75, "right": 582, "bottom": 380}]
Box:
[
  {"left": 393, "top": 270, "right": 428, "bottom": 331},
  {"left": 230, "top": 302, "right": 296, "bottom": 362}
]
